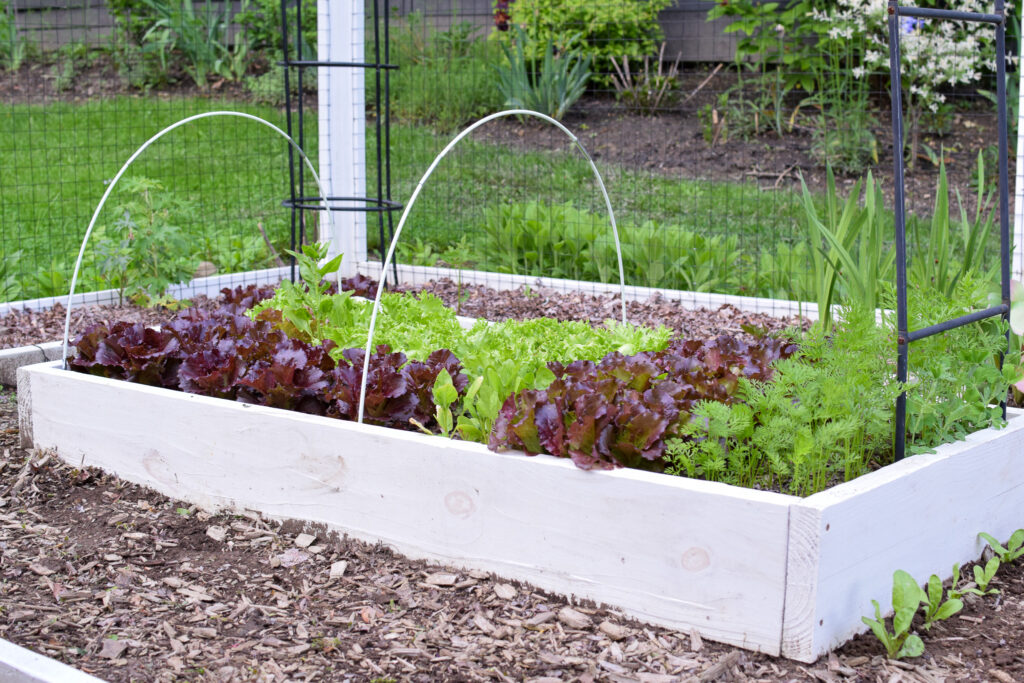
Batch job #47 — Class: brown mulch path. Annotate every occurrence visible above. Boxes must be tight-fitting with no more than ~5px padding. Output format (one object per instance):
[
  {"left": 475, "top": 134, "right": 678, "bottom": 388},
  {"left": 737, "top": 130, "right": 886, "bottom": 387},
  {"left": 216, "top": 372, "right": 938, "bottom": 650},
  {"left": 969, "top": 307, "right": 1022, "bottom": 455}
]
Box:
[
  {"left": 1, "top": 390, "right": 1023, "bottom": 682},
  {"left": 1, "top": 279, "right": 805, "bottom": 351}
]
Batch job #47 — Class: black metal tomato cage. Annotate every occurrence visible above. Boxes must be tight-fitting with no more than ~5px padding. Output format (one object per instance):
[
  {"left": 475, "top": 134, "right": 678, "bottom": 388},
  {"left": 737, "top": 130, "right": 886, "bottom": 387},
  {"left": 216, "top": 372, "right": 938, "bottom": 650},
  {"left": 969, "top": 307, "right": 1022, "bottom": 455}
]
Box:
[
  {"left": 279, "top": 0, "right": 403, "bottom": 283},
  {"left": 887, "top": 0, "right": 1012, "bottom": 460}
]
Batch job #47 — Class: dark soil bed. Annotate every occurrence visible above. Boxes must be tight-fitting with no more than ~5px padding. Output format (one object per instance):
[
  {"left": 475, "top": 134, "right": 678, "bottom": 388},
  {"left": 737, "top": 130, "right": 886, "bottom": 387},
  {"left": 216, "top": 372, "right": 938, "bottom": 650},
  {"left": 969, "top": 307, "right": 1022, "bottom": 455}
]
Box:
[{"left": 0, "top": 279, "right": 807, "bottom": 351}]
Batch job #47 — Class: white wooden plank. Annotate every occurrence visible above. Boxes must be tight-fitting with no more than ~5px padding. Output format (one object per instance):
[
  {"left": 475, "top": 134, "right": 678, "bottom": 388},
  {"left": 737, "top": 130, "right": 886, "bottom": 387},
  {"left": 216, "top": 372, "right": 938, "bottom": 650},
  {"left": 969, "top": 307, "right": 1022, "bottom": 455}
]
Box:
[
  {"left": 780, "top": 503, "right": 821, "bottom": 661},
  {"left": 0, "top": 266, "right": 289, "bottom": 316},
  {"left": 783, "top": 409, "right": 1024, "bottom": 660},
  {"left": 0, "top": 637, "right": 105, "bottom": 683},
  {"left": 23, "top": 362, "right": 793, "bottom": 654}
]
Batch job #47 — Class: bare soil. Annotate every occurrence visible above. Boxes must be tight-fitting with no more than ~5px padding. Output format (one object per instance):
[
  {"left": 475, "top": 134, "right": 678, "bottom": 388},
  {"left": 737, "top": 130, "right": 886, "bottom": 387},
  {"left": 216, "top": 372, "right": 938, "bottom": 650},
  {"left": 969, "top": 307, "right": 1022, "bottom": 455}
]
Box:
[{"left": 473, "top": 89, "right": 1004, "bottom": 221}]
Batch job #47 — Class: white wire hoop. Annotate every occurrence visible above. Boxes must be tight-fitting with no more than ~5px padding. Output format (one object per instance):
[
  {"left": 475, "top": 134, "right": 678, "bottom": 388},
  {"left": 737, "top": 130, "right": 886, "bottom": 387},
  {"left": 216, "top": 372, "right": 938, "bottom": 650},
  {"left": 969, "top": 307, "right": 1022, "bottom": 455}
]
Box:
[
  {"left": 357, "top": 109, "right": 627, "bottom": 424},
  {"left": 61, "top": 110, "right": 336, "bottom": 367}
]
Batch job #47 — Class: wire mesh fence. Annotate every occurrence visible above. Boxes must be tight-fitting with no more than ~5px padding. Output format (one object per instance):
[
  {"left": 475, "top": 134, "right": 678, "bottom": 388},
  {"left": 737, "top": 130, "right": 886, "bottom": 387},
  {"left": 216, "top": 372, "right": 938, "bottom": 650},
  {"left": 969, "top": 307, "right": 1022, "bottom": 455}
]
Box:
[
  {"left": 0, "top": 0, "right": 314, "bottom": 312},
  {"left": 0, "top": 0, "right": 1019, "bottom": 332},
  {"left": 351, "top": 0, "right": 1018, "bottom": 325}
]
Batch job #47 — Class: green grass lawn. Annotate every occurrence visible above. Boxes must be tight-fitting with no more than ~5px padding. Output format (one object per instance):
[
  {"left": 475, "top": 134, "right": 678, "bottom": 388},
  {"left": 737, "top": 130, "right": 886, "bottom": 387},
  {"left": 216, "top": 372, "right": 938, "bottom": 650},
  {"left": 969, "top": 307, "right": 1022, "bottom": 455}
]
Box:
[
  {"left": 374, "top": 123, "right": 804, "bottom": 247},
  {"left": 0, "top": 96, "right": 315, "bottom": 300}
]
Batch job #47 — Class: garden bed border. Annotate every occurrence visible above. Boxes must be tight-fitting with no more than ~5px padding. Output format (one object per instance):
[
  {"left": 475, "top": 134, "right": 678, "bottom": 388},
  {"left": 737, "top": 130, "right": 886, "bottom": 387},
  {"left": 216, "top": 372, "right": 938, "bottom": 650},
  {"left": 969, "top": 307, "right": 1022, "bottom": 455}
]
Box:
[{"left": 17, "top": 360, "right": 1024, "bottom": 662}]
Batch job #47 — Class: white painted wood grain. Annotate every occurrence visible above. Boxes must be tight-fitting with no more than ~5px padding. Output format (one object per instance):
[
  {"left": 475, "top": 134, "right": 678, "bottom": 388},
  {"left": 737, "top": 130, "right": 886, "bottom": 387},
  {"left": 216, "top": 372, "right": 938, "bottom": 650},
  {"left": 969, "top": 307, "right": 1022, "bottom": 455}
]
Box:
[
  {"left": 22, "top": 362, "right": 794, "bottom": 654},
  {"left": 782, "top": 409, "right": 1024, "bottom": 660},
  {"left": 318, "top": 0, "right": 366, "bottom": 270},
  {"left": 27, "top": 361, "right": 1024, "bottom": 661}
]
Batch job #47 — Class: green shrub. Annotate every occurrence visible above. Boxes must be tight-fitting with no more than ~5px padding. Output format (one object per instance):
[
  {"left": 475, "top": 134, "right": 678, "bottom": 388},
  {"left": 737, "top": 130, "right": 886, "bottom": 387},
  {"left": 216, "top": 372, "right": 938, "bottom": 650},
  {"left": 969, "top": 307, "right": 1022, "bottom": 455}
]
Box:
[
  {"left": 107, "top": 0, "right": 159, "bottom": 46},
  {"left": 138, "top": 0, "right": 251, "bottom": 86},
  {"left": 507, "top": 0, "right": 672, "bottom": 81},
  {"left": 0, "top": 0, "right": 26, "bottom": 71},
  {"left": 477, "top": 200, "right": 743, "bottom": 293},
  {"left": 237, "top": 0, "right": 315, "bottom": 57}
]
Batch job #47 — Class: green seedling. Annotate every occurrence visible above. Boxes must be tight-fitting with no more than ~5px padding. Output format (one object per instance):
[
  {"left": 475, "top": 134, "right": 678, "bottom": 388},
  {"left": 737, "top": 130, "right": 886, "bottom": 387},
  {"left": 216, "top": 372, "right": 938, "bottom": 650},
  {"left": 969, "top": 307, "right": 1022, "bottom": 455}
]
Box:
[
  {"left": 973, "top": 557, "right": 1000, "bottom": 595},
  {"left": 979, "top": 529, "right": 1024, "bottom": 565},
  {"left": 861, "top": 569, "right": 926, "bottom": 659},
  {"left": 431, "top": 369, "right": 459, "bottom": 438},
  {"left": 920, "top": 573, "right": 962, "bottom": 631},
  {"left": 949, "top": 562, "right": 983, "bottom": 599}
]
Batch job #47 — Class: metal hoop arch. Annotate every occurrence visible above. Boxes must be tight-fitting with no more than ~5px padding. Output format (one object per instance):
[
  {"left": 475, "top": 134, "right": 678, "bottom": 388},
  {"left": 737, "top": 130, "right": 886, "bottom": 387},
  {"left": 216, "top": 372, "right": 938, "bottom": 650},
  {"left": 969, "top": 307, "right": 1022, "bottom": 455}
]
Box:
[
  {"left": 61, "top": 110, "right": 336, "bottom": 366},
  {"left": 357, "top": 109, "right": 627, "bottom": 424}
]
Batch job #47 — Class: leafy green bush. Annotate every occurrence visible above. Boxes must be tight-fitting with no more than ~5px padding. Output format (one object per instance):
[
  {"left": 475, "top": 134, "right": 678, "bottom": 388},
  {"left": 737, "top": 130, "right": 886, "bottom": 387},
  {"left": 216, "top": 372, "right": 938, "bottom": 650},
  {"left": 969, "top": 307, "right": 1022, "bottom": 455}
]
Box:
[
  {"left": 138, "top": 0, "right": 252, "bottom": 86},
  {"left": 90, "top": 177, "right": 197, "bottom": 306},
  {"left": 478, "top": 201, "right": 742, "bottom": 293},
  {"left": 495, "top": 27, "right": 591, "bottom": 121},
  {"left": 507, "top": 0, "right": 672, "bottom": 81},
  {"left": 237, "top": 0, "right": 315, "bottom": 57},
  {"left": 107, "top": 0, "right": 159, "bottom": 46},
  {"left": 389, "top": 41, "right": 502, "bottom": 132}
]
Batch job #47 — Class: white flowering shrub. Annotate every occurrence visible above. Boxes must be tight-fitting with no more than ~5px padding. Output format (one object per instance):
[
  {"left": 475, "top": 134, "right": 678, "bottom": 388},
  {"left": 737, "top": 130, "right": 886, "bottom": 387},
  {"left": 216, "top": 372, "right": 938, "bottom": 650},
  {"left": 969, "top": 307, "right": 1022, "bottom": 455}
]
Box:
[{"left": 820, "top": 0, "right": 1007, "bottom": 166}]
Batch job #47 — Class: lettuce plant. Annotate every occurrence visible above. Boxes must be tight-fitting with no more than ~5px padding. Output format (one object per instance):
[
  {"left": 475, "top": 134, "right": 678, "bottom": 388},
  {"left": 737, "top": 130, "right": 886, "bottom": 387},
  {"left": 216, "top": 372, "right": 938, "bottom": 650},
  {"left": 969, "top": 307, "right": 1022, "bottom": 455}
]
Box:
[{"left": 861, "top": 570, "right": 926, "bottom": 660}]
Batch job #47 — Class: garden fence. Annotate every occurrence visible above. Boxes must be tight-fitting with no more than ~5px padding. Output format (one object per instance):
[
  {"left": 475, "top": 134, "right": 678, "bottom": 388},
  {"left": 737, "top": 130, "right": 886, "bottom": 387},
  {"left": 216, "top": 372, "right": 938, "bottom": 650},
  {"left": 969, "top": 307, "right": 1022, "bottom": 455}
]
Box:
[{"left": 1, "top": 0, "right": 1022, "bottom": 331}]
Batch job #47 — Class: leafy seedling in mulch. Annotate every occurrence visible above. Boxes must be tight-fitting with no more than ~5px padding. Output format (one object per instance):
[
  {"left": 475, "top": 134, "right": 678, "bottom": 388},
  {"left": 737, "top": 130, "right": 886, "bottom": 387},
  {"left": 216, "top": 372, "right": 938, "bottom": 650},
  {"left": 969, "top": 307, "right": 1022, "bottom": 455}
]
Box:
[
  {"left": 972, "top": 557, "right": 1001, "bottom": 595},
  {"left": 979, "top": 529, "right": 1024, "bottom": 566},
  {"left": 949, "top": 562, "right": 984, "bottom": 599},
  {"left": 861, "top": 569, "right": 926, "bottom": 659},
  {"left": 920, "top": 573, "right": 963, "bottom": 631}
]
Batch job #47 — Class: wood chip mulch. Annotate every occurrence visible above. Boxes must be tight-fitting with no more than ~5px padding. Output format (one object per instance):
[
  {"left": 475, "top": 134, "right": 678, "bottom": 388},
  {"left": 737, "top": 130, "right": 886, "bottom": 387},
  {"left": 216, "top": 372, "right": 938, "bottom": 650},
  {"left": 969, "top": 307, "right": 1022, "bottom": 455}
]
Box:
[
  {"left": 1, "top": 391, "right": 1024, "bottom": 682},
  {"left": 1, "top": 279, "right": 807, "bottom": 352},
  {"left": 1, "top": 282, "right": 1023, "bottom": 681}
]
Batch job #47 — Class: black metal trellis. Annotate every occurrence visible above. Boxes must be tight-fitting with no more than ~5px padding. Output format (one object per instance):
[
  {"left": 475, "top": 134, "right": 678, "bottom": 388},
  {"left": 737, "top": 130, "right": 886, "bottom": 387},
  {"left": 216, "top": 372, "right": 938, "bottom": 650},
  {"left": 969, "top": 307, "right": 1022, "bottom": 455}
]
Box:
[
  {"left": 887, "top": 0, "right": 1012, "bottom": 461},
  {"left": 279, "top": 0, "right": 403, "bottom": 283}
]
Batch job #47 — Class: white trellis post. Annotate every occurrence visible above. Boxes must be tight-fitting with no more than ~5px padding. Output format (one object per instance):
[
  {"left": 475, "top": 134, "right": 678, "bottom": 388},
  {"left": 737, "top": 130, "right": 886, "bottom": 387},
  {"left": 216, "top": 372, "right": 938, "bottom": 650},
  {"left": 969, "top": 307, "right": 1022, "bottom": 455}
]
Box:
[{"left": 318, "top": 0, "right": 367, "bottom": 276}]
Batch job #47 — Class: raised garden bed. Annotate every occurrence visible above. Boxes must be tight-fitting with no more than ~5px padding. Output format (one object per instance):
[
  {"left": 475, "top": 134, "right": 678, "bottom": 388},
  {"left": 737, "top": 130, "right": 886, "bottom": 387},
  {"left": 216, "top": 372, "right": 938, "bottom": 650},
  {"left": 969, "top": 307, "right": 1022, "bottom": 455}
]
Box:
[{"left": 17, "top": 358, "right": 1024, "bottom": 662}]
